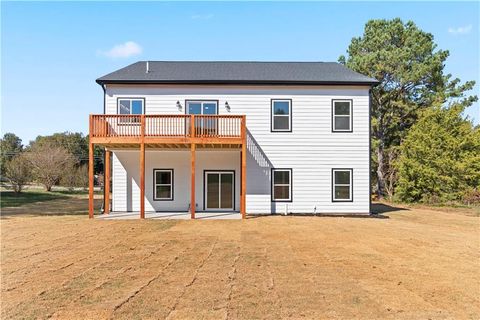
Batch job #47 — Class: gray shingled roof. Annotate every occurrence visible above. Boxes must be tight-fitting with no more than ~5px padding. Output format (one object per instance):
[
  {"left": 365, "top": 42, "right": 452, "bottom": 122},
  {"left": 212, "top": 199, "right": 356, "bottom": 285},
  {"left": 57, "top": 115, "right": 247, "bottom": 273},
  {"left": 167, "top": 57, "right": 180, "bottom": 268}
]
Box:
[{"left": 96, "top": 61, "right": 379, "bottom": 85}]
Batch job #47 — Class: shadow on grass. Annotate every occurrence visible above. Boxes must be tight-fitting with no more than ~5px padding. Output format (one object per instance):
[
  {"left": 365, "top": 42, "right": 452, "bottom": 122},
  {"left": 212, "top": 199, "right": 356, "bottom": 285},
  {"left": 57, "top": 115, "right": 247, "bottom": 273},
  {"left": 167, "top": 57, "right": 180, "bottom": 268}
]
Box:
[
  {"left": 248, "top": 213, "right": 390, "bottom": 219},
  {"left": 371, "top": 202, "right": 408, "bottom": 215},
  {"left": 247, "top": 203, "right": 408, "bottom": 220},
  {"left": 1, "top": 191, "right": 70, "bottom": 208}
]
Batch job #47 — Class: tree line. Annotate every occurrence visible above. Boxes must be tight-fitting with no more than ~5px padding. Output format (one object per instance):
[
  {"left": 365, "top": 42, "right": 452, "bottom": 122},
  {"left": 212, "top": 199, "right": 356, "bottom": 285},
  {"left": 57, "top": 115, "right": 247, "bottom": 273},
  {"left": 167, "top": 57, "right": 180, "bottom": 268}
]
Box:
[
  {"left": 0, "top": 132, "right": 104, "bottom": 193},
  {"left": 339, "top": 18, "right": 479, "bottom": 205},
  {"left": 1, "top": 18, "right": 479, "bottom": 205}
]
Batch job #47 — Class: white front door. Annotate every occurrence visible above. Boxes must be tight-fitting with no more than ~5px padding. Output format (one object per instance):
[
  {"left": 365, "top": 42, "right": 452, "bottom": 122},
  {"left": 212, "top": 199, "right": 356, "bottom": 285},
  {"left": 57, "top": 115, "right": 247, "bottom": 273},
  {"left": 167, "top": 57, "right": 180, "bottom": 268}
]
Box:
[{"left": 205, "top": 171, "right": 234, "bottom": 210}]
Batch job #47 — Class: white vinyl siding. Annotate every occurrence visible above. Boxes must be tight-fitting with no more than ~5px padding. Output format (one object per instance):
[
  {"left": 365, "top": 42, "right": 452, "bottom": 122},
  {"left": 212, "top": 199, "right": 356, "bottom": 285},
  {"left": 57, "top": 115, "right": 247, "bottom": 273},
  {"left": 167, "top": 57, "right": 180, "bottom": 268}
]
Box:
[{"left": 107, "top": 84, "right": 370, "bottom": 214}]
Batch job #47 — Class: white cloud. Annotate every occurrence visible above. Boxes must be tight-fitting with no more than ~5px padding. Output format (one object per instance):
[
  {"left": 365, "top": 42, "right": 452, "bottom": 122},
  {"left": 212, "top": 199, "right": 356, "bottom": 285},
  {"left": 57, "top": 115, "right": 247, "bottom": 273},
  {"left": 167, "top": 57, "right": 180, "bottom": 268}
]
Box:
[
  {"left": 99, "top": 41, "right": 142, "bottom": 58},
  {"left": 191, "top": 13, "right": 214, "bottom": 20},
  {"left": 448, "top": 25, "right": 472, "bottom": 35}
]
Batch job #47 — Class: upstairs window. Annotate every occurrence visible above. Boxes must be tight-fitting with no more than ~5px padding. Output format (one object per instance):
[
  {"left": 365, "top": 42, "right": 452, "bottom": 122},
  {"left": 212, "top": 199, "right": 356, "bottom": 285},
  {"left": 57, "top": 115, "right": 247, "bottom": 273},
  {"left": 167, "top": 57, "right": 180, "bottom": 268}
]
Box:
[
  {"left": 332, "top": 100, "right": 352, "bottom": 132},
  {"left": 118, "top": 98, "right": 144, "bottom": 115},
  {"left": 332, "top": 169, "right": 352, "bottom": 201},
  {"left": 271, "top": 99, "right": 292, "bottom": 132},
  {"left": 272, "top": 169, "right": 292, "bottom": 201},
  {"left": 117, "top": 98, "right": 144, "bottom": 124},
  {"left": 154, "top": 169, "right": 173, "bottom": 201}
]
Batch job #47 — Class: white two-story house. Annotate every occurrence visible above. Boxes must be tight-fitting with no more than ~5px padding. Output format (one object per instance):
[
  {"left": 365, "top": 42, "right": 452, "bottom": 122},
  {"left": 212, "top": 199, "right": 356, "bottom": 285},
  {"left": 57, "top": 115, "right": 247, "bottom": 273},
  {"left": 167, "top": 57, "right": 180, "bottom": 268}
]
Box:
[{"left": 88, "top": 61, "right": 378, "bottom": 219}]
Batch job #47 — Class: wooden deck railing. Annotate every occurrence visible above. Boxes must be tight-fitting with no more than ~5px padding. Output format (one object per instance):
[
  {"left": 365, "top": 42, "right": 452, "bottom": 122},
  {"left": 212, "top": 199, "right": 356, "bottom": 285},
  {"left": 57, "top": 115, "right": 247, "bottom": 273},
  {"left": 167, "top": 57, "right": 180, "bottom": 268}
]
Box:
[{"left": 90, "top": 114, "right": 245, "bottom": 140}]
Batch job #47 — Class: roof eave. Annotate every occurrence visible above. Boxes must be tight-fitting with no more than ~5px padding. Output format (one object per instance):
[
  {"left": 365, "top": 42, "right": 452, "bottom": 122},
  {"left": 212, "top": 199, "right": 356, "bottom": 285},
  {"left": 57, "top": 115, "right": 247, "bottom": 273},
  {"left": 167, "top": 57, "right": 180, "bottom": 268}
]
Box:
[{"left": 96, "top": 79, "right": 380, "bottom": 86}]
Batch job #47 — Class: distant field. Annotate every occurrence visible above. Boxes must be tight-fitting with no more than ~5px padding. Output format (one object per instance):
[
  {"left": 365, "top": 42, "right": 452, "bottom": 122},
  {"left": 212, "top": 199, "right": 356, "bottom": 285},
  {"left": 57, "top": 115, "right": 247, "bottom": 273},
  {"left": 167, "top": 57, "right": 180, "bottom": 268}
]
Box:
[{"left": 1, "top": 197, "right": 478, "bottom": 319}]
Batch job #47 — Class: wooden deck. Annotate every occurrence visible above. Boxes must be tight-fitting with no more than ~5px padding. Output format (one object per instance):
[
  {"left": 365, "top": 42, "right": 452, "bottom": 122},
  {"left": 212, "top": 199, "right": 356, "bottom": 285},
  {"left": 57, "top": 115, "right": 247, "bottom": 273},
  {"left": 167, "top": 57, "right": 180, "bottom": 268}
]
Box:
[
  {"left": 89, "top": 114, "right": 244, "bottom": 148},
  {"left": 88, "top": 114, "right": 247, "bottom": 220}
]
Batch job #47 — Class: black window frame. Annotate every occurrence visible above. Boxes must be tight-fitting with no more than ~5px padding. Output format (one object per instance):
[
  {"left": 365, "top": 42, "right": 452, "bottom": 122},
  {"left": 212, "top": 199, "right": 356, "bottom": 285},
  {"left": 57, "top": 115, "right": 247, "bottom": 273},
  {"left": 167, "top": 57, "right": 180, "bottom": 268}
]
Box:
[
  {"left": 116, "top": 97, "right": 145, "bottom": 125},
  {"left": 153, "top": 169, "right": 174, "bottom": 201},
  {"left": 331, "top": 99, "right": 353, "bottom": 132},
  {"left": 117, "top": 97, "right": 145, "bottom": 115},
  {"left": 332, "top": 168, "right": 353, "bottom": 202},
  {"left": 270, "top": 99, "right": 292, "bottom": 132},
  {"left": 184, "top": 100, "right": 219, "bottom": 115},
  {"left": 203, "top": 170, "right": 236, "bottom": 211},
  {"left": 271, "top": 168, "right": 293, "bottom": 202}
]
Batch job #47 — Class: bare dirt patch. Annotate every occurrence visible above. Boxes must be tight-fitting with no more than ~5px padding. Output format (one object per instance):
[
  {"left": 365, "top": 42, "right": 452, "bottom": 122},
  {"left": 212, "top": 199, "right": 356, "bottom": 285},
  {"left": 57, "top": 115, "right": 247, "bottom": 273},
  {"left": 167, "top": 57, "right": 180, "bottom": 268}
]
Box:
[{"left": 1, "top": 206, "right": 479, "bottom": 319}]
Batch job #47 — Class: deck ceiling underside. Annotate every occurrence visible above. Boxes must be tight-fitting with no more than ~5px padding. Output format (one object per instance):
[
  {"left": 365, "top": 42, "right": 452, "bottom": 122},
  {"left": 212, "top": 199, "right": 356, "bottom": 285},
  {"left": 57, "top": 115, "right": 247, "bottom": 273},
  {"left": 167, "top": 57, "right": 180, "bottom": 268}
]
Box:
[{"left": 98, "top": 142, "right": 242, "bottom": 149}]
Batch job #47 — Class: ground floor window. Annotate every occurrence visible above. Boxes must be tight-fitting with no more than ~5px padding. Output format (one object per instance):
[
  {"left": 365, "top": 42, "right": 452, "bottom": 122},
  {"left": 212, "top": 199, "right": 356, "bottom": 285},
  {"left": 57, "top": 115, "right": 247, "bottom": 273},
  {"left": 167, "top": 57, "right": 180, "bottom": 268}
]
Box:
[
  {"left": 271, "top": 169, "right": 292, "bottom": 201},
  {"left": 332, "top": 169, "right": 352, "bottom": 201},
  {"left": 154, "top": 169, "right": 173, "bottom": 200}
]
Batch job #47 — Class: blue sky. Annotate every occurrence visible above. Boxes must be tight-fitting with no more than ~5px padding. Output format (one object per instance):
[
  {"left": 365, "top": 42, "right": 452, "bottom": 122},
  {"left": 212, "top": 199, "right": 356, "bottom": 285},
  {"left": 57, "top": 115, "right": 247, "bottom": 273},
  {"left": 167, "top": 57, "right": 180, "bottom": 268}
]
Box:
[{"left": 2, "top": 1, "right": 479, "bottom": 144}]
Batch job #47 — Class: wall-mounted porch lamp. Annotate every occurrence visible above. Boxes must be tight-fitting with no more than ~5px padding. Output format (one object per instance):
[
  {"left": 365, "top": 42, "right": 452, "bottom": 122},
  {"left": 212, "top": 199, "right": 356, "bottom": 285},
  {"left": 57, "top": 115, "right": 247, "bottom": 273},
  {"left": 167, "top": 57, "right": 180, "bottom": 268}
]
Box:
[
  {"left": 176, "top": 101, "right": 182, "bottom": 111},
  {"left": 225, "top": 101, "right": 231, "bottom": 112}
]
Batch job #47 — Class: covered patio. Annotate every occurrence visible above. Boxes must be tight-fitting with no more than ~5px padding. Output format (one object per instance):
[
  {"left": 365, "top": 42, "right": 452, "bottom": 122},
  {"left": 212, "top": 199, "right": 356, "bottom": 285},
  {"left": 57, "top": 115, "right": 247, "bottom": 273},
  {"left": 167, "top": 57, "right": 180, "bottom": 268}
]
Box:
[{"left": 88, "top": 114, "right": 247, "bottom": 219}]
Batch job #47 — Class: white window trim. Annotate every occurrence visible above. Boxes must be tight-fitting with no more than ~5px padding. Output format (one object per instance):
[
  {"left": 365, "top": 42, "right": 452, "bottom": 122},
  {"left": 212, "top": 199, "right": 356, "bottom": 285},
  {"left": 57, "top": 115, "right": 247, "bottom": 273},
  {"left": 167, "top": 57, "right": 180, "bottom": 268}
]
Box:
[
  {"left": 117, "top": 98, "right": 145, "bottom": 115},
  {"left": 332, "top": 99, "right": 352, "bottom": 132},
  {"left": 272, "top": 169, "right": 292, "bottom": 202},
  {"left": 154, "top": 169, "right": 173, "bottom": 201},
  {"left": 271, "top": 99, "right": 292, "bottom": 132},
  {"left": 332, "top": 169, "right": 353, "bottom": 202}
]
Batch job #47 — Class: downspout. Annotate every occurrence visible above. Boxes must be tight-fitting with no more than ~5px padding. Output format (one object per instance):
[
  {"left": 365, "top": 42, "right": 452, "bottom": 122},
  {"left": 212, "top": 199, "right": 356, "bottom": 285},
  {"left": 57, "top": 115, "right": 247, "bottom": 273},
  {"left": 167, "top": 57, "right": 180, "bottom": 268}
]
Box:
[{"left": 368, "top": 88, "right": 372, "bottom": 215}]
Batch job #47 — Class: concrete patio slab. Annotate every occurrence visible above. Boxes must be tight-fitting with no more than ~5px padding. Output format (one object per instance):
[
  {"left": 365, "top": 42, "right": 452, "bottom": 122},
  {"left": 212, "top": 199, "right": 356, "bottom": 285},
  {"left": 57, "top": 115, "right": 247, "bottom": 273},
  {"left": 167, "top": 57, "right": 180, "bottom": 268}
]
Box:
[{"left": 96, "top": 211, "right": 241, "bottom": 220}]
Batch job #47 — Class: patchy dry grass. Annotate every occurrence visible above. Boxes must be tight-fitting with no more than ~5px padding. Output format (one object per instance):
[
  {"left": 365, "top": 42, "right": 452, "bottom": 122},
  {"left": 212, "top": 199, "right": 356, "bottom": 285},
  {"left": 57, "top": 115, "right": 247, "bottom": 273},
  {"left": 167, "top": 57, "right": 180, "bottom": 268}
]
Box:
[{"left": 1, "top": 204, "right": 479, "bottom": 319}]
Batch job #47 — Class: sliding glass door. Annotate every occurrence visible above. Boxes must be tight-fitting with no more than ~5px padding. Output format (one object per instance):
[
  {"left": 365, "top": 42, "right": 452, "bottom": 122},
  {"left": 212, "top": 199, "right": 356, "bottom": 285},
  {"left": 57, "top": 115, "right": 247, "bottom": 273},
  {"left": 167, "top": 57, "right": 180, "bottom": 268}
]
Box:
[
  {"left": 187, "top": 101, "right": 218, "bottom": 135},
  {"left": 205, "top": 171, "right": 234, "bottom": 210}
]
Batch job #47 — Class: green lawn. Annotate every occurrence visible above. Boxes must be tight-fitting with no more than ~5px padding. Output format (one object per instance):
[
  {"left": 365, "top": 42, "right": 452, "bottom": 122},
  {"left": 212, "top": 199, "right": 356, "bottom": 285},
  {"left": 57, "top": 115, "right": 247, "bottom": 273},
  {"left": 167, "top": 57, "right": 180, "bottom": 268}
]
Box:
[
  {"left": 0, "top": 189, "right": 93, "bottom": 208},
  {"left": 0, "top": 188, "right": 104, "bottom": 217}
]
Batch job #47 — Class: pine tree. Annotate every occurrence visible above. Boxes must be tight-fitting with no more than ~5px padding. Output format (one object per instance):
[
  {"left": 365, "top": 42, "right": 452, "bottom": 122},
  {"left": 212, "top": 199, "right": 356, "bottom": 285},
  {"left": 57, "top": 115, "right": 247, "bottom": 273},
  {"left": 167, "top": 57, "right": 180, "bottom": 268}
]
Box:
[{"left": 339, "top": 18, "right": 477, "bottom": 198}]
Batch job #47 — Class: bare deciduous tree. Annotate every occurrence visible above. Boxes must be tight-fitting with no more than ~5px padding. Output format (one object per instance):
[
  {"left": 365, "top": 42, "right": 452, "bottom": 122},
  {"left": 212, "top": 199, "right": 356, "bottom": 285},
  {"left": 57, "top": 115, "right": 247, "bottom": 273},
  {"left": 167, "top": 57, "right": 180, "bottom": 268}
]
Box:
[
  {"left": 384, "top": 148, "right": 399, "bottom": 199},
  {"left": 76, "top": 165, "right": 89, "bottom": 190},
  {"left": 4, "top": 154, "right": 31, "bottom": 193},
  {"left": 25, "top": 143, "right": 76, "bottom": 191},
  {"left": 62, "top": 164, "right": 89, "bottom": 191}
]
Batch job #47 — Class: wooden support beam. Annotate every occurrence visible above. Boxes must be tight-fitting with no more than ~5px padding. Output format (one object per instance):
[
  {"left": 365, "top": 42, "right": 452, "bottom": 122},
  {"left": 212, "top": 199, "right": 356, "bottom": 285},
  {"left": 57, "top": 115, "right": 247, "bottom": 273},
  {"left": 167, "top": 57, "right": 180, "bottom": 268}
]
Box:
[
  {"left": 140, "top": 143, "right": 145, "bottom": 219},
  {"left": 240, "top": 115, "right": 247, "bottom": 219},
  {"left": 104, "top": 149, "right": 111, "bottom": 214},
  {"left": 88, "top": 141, "right": 94, "bottom": 219},
  {"left": 140, "top": 115, "right": 145, "bottom": 219},
  {"left": 191, "top": 143, "right": 196, "bottom": 219}
]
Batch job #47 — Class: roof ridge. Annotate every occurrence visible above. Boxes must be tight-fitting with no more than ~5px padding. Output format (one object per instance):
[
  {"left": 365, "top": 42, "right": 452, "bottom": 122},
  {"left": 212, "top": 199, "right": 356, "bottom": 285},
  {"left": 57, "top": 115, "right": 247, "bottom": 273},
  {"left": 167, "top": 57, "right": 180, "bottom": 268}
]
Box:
[{"left": 137, "top": 60, "right": 334, "bottom": 64}]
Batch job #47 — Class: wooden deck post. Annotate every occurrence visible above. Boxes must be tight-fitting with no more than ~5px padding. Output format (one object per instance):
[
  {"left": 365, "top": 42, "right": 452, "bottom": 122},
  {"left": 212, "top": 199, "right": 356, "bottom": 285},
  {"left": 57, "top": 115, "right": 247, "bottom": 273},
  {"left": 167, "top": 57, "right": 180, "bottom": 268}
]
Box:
[
  {"left": 88, "top": 140, "right": 94, "bottom": 219},
  {"left": 190, "top": 143, "right": 196, "bottom": 219},
  {"left": 240, "top": 115, "right": 247, "bottom": 219},
  {"left": 190, "top": 115, "right": 195, "bottom": 219},
  {"left": 104, "top": 149, "right": 111, "bottom": 214},
  {"left": 140, "top": 115, "right": 145, "bottom": 219}
]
